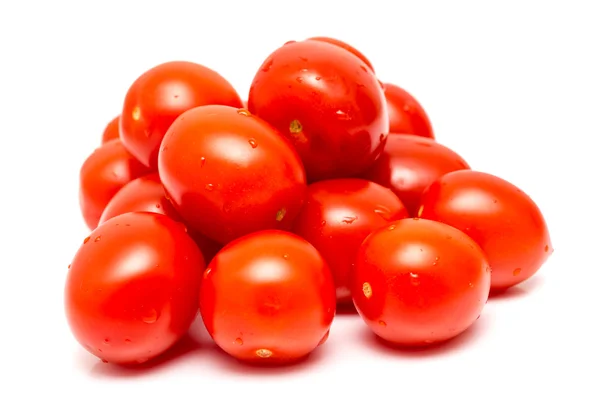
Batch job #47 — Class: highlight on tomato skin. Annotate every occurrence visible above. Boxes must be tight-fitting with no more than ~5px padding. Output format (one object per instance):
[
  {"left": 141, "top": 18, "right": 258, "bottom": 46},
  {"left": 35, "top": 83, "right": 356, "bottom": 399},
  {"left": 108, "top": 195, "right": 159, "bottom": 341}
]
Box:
[
  {"left": 199, "top": 230, "right": 336, "bottom": 365},
  {"left": 417, "top": 170, "right": 553, "bottom": 292},
  {"left": 79, "top": 139, "right": 151, "bottom": 230},
  {"left": 64, "top": 212, "right": 205, "bottom": 365},
  {"left": 351, "top": 218, "right": 491, "bottom": 347},
  {"left": 120, "top": 61, "right": 244, "bottom": 170},
  {"left": 360, "top": 134, "right": 470, "bottom": 216},
  {"left": 291, "top": 178, "right": 409, "bottom": 304}
]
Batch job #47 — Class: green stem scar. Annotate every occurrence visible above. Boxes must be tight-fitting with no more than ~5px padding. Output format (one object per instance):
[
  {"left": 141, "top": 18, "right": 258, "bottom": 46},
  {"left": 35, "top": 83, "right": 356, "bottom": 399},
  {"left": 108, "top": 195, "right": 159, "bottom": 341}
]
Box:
[
  {"left": 276, "top": 208, "right": 287, "bottom": 222},
  {"left": 289, "top": 120, "right": 303, "bottom": 134}
]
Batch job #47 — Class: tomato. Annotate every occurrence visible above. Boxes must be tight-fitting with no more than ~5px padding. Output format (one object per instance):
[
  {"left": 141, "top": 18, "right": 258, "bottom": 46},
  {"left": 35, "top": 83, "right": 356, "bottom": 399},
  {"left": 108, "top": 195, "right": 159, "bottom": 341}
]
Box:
[
  {"left": 79, "top": 139, "right": 151, "bottom": 230},
  {"left": 352, "top": 218, "right": 490, "bottom": 346},
  {"left": 418, "top": 170, "right": 553, "bottom": 291},
  {"left": 248, "top": 39, "right": 388, "bottom": 182},
  {"left": 307, "top": 36, "right": 375, "bottom": 73},
  {"left": 120, "top": 61, "right": 243, "bottom": 169},
  {"left": 360, "top": 134, "right": 470, "bottom": 216},
  {"left": 292, "top": 178, "right": 409, "bottom": 304},
  {"left": 98, "top": 173, "right": 222, "bottom": 263},
  {"left": 199, "top": 230, "right": 336, "bottom": 364},
  {"left": 64, "top": 212, "right": 204, "bottom": 364},
  {"left": 158, "top": 105, "right": 307, "bottom": 245},
  {"left": 383, "top": 83, "right": 434, "bottom": 139},
  {"left": 101, "top": 115, "right": 120, "bottom": 144}
]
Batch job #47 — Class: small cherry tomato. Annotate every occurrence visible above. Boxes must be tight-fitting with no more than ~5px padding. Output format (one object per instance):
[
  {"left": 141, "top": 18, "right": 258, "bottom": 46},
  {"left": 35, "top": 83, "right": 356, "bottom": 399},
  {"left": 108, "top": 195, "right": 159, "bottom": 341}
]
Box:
[
  {"left": 352, "top": 218, "right": 490, "bottom": 346},
  {"left": 79, "top": 139, "right": 151, "bottom": 230},
  {"left": 418, "top": 170, "right": 553, "bottom": 291},
  {"left": 361, "top": 134, "right": 470, "bottom": 216},
  {"left": 199, "top": 230, "right": 336, "bottom": 364},
  {"left": 158, "top": 105, "right": 307, "bottom": 245},
  {"left": 248, "top": 40, "right": 388, "bottom": 182},
  {"left": 65, "top": 212, "right": 204, "bottom": 364},
  {"left": 101, "top": 115, "right": 120, "bottom": 144},
  {"left": 292, "top": 178, "right": 409, "bottom": 303},
  {"left": 99, "top": 173, "right": 222, "bottom": 263},
  {"left": 307, "top": 36, "right": 375, "bottom": 72},
  {"left": 383, "top": 83, "right": 434, "bottom": 139},
  {"left": 120, "top": 61, "right": 243, "bottom": 169}
]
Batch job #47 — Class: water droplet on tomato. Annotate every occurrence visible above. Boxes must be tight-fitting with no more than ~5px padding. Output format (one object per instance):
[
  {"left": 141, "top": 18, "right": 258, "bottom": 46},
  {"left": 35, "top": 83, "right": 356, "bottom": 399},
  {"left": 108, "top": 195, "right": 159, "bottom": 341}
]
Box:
[
  {"left": 469, "top": 282, "right": 474, "bottom": 288},
  {"left": 142, "top": 309, "right": 158, "bottom": 324},
  {"left": 83, "top": 236, "right": 90, "bottom": 244},
  {"left": 387, "top": 224, "right": 396, "bottom": 231},
  {"left": 155, "top": 203, "right": 161, "bottom": 209},
  {"left": 101, "top": 359, "right": 109, "bottom": 364},
  {"left": 513, "top": 268, "right": 522, "bottom": 276},
  {"left": 237, "top": 109, "right": 251, "bottom": 116},
  {"left": 261, "top": 59, "right": 273, "bottom": 72},
  {"left": 234, "top": 338, "right": 243, "bottom": 345},
  {"left": 256, "top": 348, "right": 273, "bottom": 358},
  {"left": 204, "top": 267, "right": 212, "bottom": 278},
  {"left": 284, "top": 40, "right": 296, "bottom": 45},
  {"left": 335, "top": 110, "right": 351, "bottom": 120},
  {"left": 94, "top": 236, "right": 101, "bottom": 242},
  {"left": 248, "top": 138, "right": 258, "bottom": 148},
  {"left": 374, "top": 206, "right": 392, "bottom": 220},
  {"left": 315, "top": 76, "right": 322, "bottom": 81},
  {"left": 378, "top": 320, "right": 387, "bottom": 327},
  {"left": 296, "top": 76, "right": 303, "bottom": 83},
  {"left": 124, "top": 338, "right": 132, "bottom": 343},
  {"left": 360, "top": 65, "right": 368, "bottom": 73},
  {"left": 103, "top": 338, "right": 110, "bottom": 345},
  {"left": 132, "top": 107, "right": 141, "bottom": 121},
  {"left": 409, "top": 273, "right": 420, "bottom": 286},
  {"left": 283, "top": 254, "right": 289, "bottom": 260},
  {"left": 342, "top": 216, "right": 357, "bottom": 224},
  {"left": 318, "top": 330, "right": 330, "bottom": 346},
  {"left": 205, "top": 183, "right": 215, "bottom": 191},
  {"left": 321, "top": 220, "right": 326, "bottom": 226}
]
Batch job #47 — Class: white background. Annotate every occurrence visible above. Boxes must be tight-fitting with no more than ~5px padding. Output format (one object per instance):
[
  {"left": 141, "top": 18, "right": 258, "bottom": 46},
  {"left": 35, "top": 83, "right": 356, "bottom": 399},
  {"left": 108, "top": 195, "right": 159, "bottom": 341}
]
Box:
[{"left": 1, "top": 0, "right": 598, "bottom": 399}]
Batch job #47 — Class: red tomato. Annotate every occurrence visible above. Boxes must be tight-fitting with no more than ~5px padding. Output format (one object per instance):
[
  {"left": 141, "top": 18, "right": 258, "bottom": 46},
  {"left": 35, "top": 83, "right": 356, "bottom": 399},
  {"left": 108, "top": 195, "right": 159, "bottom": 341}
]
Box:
[
  {"left": 292, "top": 178, "right": 409, "bottom": 304},
  {"left": 101, "top": 115, "right": 120, "bottom": 144},
  {"left": 248, "top": 40, "right": 388, "bottom": 182},
  {"left": 383, "top": 83, "right": 434, "bottom": 139},
  {"left": 98, "top": 173, "right": 222, "bottom": 263},
  {"left": 120, "top": 61, "right": 243, "bottom": 169},
  {"left": 361, "top": 134, "right": 470, "bottom": 216},
  {"left": 64, "top": 212, "right": 204, "bottom": 364},
  {"left": 307, "top": 36, "right": 375, "bottom": 73},
  {"left": 79, "top": 139, "right": 151, "bottom": 230},
  {"left": 352, "top": 218, "right": 490, "bottom": 346},
  {"left": 199, "top": 230, "right": 336, "bottom": 364},
  {"left": 158, "top": 105, "right": 307, "bottom": 245},
  {"left": 418, "top": 170, "right": 553, "bottom": 291}
]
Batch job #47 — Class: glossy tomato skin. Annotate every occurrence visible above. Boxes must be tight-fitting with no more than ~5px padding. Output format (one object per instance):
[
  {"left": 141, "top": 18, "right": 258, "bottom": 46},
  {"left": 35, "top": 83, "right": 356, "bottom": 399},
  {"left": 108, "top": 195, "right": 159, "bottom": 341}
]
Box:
[
  {"left": 158, "top": 105, "right": 307, "bottom": 245},
  {"left": 79, "top": 139, "right": 151, "bottom": 230},
  {"left": 352, "top": 218, "right": 490, "bottom": 346},
  {"left": 120, "top": 61, "right": 243, "bottom": 169},
  {"left": 99, "top": 173, "right": 222, "bottom": 263},
  {"left": 418, "top": 170, "right": 553, "bottom": 291},
  {"left": 292, "top": 178, "right": 409, "bottom": 303},
  {"left": 200, "top": 230, "right": 336, "bottom": 364},
  {"left": 383, "top": 83, "right": 434, "bottom": 139},
  {"left": 65, "top": 212, "right": 205, "bottom": 364},
  {"left": 248, "top": 40, "right": 388, "bottom": 182},
  {"left": 361, "top": 134, "right": 470, "bottom": 216},
  {"left": 307, "top": 36, "right": 375, "bottom": 72},
  {"left": 101, "top": 115, "right": 120, "bottom": 144}
]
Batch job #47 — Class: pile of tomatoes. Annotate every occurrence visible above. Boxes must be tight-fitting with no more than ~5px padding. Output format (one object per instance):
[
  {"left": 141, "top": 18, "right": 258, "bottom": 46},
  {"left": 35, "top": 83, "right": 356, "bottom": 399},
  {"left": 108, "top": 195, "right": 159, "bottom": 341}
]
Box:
[{"left": 65, "top": 36, "right": 553, "bottom": 366}]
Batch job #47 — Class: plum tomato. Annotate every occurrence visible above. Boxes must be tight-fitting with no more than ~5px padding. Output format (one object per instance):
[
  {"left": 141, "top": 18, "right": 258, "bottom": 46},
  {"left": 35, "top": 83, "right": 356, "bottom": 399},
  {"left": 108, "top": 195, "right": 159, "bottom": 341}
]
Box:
[
  {"left": 383, "top": 83, "right": 434, "bottom": 139},
  {"left": 360, "top": 134, "right": 470, "bottom": 216},
  {"left": 292, "top": 178, "right": 409, "bottom": 304},
  {"left": 64, "top": 212, "right": 205, "bottom": 364},
  {"left": 199, "top": 230, "right": 336, "bottom": 364},
  {"left": 418, "top": 170, "right": 553, "bottom": 291},
  {"left": 79, "top": 139, "right": 151, "bottom": 230},
  {"left": 120, "top": 61, "right": 243, "bottom": 169},
  {"left": 98, "top": 173, "right": 222, "bottom": 263},
  {"left": 248, "top": 39, "right": 388, "bottom": 182},
  {"left": 352, "top": 218, "right": 491, "bottom": 346},
  {"left": 158, "top": 105, "right": 307, "bottom": 245},
  {"left": 101, "top": 115, "right": 120, "bottom": 144},
  {"left": 307, "top": 36, "right": 375, "bottom": 72}
]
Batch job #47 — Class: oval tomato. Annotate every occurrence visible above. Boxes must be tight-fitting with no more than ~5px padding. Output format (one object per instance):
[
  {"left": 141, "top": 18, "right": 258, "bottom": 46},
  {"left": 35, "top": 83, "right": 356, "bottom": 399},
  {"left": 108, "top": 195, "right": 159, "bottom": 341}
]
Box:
[
  {"left": 307, "top": 36, "right": 375, "bottom": 72},
  {"left": 352, "top": 218, "right": 490, "bottom": 346},
  {"left": 101, "top": 115, "right": 120, "bottom": 144},
  {"left": 361, "top": 134, "right": 470, "bottom": 216},
  {"left": 248, "top": 40, "right": 388, "bottom": 182},
  {"left": 120, "top": 61, "right": 243, "bottom": 169},
  {"left": 79, "top": 139, "right": 151, "bottom": 230},
  {"left": 418, "top": 170, "right": 553, "bottom": 291},
  {"left": 199, "top": 230, "right": 336, "bottom": 364},
  {"left": 383, "top": 83, "right": 434, "bottom": 139},
  {"left": 292, "top": 178, "right": 409, "bottom": 304},
  {"left": 99, "top": 173, "right": 222, "bottom": 263},
  {"left": 64, "top": 212, "right": 204, "bottom": 364},
  {"left": 158, "top": 105, "right": 307, "bottom": 245}
]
